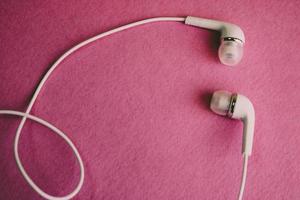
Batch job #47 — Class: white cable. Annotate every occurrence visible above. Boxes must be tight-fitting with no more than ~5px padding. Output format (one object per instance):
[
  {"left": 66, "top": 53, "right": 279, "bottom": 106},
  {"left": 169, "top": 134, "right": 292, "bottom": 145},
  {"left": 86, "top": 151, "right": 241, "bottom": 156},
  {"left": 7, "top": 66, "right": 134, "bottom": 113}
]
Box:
[
  {"left": 0, "top": 110, "right": 85, "bottom": 200},
  {"left": 0, "top": 17, "right": 185, "bottom": 200},
  {"left": 238, "top": 154, "right": 249, "bottom": 200}
]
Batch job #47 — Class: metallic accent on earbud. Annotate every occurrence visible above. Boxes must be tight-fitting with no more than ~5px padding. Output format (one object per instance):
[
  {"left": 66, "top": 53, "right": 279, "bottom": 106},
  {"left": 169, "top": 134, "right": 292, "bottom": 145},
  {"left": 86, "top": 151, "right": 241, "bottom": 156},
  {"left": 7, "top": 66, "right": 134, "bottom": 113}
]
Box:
[
  {"left": 222, "top": 37, "right": 243, "bottom": 44},
  {"left": 227, "top": 93, "right": 238, "bottom": 118}
]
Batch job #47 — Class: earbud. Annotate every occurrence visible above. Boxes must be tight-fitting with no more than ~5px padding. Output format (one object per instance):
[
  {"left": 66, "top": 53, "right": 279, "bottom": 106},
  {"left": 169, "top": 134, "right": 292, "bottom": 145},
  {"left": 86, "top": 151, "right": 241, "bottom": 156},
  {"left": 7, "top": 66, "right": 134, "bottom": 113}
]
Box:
[
  {"left": 185, "top": 16, "right": 245, "bottom": 66},
  {"left": 210, "top": 90, "right": 255, "bottom": 156}
]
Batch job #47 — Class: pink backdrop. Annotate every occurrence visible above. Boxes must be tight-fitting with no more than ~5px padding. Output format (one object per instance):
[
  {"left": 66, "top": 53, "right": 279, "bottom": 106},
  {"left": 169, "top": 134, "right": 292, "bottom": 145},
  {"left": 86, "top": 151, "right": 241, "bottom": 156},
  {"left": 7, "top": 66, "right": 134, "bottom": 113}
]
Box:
[{"left": 0, "top": 1, "right": 299, "bottom": 199}]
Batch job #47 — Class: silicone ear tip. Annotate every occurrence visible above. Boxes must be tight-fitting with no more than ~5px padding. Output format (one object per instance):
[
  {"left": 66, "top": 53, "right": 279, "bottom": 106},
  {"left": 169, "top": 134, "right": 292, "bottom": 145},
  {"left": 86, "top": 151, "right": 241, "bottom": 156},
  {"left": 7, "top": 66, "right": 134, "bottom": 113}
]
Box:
[
  {"left": 210, "top": 90, "right": 232, "bottom": 116},
  {"left": 218, "top": 40, "right": 243, "bottom": 66}
]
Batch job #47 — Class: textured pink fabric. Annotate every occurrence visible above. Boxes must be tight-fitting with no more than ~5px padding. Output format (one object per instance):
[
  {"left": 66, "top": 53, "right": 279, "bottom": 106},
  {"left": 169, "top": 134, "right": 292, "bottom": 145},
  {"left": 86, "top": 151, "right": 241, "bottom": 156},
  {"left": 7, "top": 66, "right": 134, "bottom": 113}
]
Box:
[{"left": 0, "top": 1, "right": 299, "bottom": 200}]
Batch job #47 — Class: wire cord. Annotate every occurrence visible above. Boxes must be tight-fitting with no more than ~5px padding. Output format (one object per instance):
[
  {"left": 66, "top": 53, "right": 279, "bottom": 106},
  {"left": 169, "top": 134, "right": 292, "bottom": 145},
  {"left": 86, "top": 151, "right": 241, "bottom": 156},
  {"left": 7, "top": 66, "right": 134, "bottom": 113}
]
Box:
[
  {"left": 238, "top": 154, "right": 249, "bottom": 200},
  {"left": 0, "top": 17, "right": 185, "bottom": 200}
]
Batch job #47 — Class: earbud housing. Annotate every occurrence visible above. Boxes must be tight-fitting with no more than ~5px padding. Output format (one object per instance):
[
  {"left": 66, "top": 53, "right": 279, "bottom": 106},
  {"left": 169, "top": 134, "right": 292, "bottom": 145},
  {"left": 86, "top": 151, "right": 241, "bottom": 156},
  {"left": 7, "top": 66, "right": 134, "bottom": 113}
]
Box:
[
  {"left": 185, "top": 16, "right": 245, "bottom": 66},
  {"left": 210, "top": 90, "right": 255, "bottom": 156}
]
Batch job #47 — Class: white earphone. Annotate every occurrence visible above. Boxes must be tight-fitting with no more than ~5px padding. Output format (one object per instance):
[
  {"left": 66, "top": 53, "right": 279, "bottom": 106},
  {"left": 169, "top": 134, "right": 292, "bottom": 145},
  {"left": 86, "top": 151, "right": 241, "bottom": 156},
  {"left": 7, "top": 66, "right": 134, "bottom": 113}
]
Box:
[
  {"left": 210, "top": 90, "right": 255, "bottom": 156},
  {"left": 185, "top": 16, "right": 245, "bottom": 66},
  {"left": 210, "top": 90, "right": 255, "bottom": 200},
  {"left": 0, "top": 16, "right": 254, "bottom": 200}
]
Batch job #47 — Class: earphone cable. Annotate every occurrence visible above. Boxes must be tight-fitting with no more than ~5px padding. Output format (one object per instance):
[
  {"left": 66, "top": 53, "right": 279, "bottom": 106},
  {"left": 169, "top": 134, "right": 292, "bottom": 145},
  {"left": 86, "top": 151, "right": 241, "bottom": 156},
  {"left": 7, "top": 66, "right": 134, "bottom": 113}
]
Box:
[
  {"left": 238, "top": 154, "right": 249, "bottom": 200},
  {"left": 0, "top": 17, "right": 185, "bottom": 200}
]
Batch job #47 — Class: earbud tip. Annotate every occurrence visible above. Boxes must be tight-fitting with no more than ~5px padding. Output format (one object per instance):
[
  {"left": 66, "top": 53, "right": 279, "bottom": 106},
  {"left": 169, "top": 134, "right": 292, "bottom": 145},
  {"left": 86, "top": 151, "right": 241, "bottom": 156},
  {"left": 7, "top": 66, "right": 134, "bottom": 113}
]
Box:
[
  {"left": 218, "top": 39, "right": 243, "bottom": 66},
  {"left": 210, "top": 90, "right": 232, "bottom": 116}
]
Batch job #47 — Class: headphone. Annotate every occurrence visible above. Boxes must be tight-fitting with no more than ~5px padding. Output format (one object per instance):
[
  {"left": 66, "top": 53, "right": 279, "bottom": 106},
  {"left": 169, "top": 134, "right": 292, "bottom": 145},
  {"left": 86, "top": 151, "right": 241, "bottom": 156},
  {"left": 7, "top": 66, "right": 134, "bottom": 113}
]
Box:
[{"left": 0, "top": 16, "right": 255, "bottom": 200}]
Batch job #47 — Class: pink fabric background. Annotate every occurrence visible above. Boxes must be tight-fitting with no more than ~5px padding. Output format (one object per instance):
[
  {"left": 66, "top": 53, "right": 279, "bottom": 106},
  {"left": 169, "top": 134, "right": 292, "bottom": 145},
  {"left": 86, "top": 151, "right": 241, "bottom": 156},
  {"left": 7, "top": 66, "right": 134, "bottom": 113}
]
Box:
[{"left": 0, "top": 1, "right": 299, "bottom": 199}]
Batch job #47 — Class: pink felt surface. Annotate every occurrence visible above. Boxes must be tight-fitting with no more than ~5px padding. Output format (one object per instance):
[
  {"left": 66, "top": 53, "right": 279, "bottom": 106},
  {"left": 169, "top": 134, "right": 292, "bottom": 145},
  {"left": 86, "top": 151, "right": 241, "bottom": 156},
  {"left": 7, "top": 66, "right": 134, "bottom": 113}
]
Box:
[{"left": 0, "top": 1, "right": 300, "bottom": 199}]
